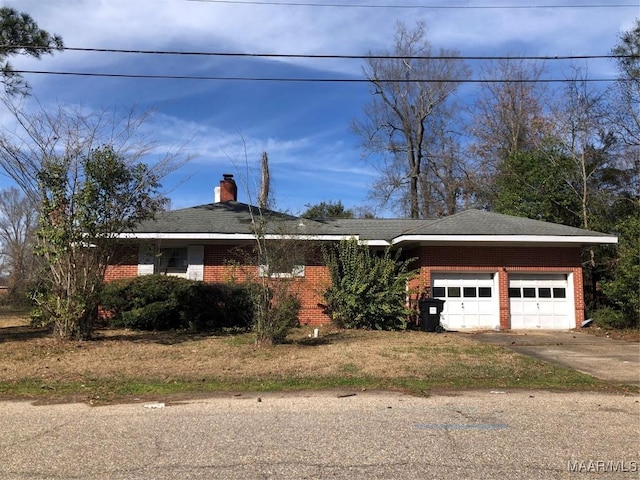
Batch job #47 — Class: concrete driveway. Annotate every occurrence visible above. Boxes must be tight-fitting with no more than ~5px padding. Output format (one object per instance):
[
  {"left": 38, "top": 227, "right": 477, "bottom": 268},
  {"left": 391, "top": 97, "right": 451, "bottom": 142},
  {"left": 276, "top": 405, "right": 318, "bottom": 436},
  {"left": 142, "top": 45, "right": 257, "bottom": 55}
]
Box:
[{"left": 466, "top": 330, "right": 640, "bottom": 386}]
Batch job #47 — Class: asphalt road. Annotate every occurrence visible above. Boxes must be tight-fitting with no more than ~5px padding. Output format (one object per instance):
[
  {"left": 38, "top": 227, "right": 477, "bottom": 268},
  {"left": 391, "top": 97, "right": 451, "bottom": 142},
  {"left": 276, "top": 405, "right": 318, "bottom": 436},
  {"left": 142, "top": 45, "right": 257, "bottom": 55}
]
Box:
[{"left": 1, "top": 390, "right": 638, "bottom": 479}]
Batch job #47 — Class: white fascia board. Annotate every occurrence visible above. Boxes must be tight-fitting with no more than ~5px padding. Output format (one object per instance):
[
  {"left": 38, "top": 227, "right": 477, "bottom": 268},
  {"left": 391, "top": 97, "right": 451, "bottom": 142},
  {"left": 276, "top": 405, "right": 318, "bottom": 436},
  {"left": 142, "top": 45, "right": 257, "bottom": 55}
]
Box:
[
  {"left": 115, "top": 233, "right": 356, "bottom": 241},
  {"left": 392, "top": 235, "right": 618, "bottom": 245},
  {"left": 360, "top": 240, "right": 391, "bottom": 246},
  {"left": 117, "top": 233, "right": 255, "bottom": 240},
  {"left": 262, "top": 234, "right": 357, "bottom": 241}
]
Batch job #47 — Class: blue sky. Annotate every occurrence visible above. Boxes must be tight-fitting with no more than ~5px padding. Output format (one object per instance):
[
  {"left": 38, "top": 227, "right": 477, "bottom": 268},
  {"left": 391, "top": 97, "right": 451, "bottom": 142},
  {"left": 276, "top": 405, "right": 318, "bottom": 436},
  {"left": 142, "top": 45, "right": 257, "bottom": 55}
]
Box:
[{"left": 5, "top": 0, "right": 638, "bottom": 216}]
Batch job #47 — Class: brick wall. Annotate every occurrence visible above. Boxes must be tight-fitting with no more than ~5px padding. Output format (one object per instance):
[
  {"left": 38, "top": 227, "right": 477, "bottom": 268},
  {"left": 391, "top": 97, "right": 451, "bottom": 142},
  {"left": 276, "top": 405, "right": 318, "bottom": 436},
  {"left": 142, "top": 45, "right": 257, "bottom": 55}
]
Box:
[
  {"left": 416, "top": 245, "right": 582, "bottom": 268},
  {"left": 104, "top": 245, "right": 138, "bottom": 282},
  {"left": 298, "top": 265, "right": 331, "bottom": 325},
  {"left": 106, "top": 243, "right": 585, "bottom": 329},
  {"left": 202, "top": 245, "right": 331, "bottom": 326}
]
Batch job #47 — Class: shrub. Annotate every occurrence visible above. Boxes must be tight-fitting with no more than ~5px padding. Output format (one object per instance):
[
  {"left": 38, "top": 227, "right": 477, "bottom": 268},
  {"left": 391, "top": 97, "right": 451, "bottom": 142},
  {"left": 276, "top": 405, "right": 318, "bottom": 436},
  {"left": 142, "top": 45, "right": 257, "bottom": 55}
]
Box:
[
  {"left": 100, "top": 275, "right": 254, "bottom": 331},
  {"left": 250, "top": 281, "right": 301, "bottom": 345},
  {"left": 322, "top": 238, "right": 417, "bottom": 330},
  {"left": 267, "top": 292, "right": 301, "bottom": 344},
  {"left": 599, "top": 214, "right": 640, "bottom": 328},
  {"left": 120, "top": 301, "right": 181, "bottom": 330},
  {"left": 182, "top": 282, "right": 254, "bottom": 331},
  {"left": 591, "top": 306, "right": 631, "bottom": 330}
]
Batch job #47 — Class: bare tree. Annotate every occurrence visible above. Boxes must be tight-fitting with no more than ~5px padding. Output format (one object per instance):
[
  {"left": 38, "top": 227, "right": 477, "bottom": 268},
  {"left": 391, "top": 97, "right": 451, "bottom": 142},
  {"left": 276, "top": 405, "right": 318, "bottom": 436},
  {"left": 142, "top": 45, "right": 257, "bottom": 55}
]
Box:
[
  {"left": 471, "top": 59, "right": 549, "bottom": 162},
  {"left": 0, "top": 98, "right": 189, "bottom": 204},
  {"left": 0, "top": 187, "right": 37, "bottom": 303},
  {"left": 420, "top": 101, "right": 471, "bottom": 216},
  {"left": 468, "top": 58, "right": 552, "bottom": 207},
  {"left": 549, "top": 68, "right": 614, "bottom": 232},
  {"left": 353, "top": 21, "right": 470, "bottom": 218},
  {"left": 609, "top": 18, "right": 640, "bottom": 148},
  {"left": 231, "top": 147, "right": 308, "bottom": 345}
]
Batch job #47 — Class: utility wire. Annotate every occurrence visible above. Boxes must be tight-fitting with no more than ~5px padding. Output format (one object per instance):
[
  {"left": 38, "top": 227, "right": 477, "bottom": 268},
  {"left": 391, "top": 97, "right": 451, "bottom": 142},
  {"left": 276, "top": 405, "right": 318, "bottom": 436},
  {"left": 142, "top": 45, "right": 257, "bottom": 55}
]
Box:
[
  {"left": 15, "top": 69, "right": 624, "bottom": 83},
  {"left": 187, "top": 0, "right": 639, "bottom": 9},
  {"left": 11, "top": 45, "right": 630, "bottom": 83},
  {"left": 43, "top": 46, "right": 633, "bottom": 61}
]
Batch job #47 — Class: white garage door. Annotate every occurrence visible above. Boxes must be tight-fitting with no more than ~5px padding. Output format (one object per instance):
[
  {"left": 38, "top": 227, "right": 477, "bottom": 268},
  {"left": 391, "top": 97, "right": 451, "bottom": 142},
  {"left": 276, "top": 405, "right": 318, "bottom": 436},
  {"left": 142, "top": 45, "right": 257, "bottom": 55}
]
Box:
[
  {"left": 509, "top": 274, "right": 573, "bottom": 329},
  {"left": 432, "top": 273, "right": 499, "bottom": 330}
]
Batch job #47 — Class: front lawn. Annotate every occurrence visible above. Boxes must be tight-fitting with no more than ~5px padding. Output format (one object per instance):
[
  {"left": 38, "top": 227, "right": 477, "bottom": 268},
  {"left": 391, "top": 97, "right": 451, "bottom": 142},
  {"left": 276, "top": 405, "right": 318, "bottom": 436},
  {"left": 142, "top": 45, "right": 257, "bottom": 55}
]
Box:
[{"left": 0, "top": 312, "right": 627, "bottom": 404}]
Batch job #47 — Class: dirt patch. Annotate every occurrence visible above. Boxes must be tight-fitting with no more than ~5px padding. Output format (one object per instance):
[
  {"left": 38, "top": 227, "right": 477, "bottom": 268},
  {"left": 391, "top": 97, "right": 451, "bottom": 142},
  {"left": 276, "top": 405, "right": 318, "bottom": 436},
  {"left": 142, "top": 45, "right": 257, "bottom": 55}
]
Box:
[{"left": 580, "top": 326, "right": 640, "bottom": 342}]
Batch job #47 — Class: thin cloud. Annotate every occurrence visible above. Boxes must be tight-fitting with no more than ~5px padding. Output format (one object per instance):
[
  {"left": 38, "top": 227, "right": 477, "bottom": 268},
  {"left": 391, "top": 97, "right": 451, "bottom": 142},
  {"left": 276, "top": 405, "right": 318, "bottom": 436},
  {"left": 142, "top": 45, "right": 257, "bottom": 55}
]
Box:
[{"left": 3, "top": 1, "right": 635, "bottom": 214}]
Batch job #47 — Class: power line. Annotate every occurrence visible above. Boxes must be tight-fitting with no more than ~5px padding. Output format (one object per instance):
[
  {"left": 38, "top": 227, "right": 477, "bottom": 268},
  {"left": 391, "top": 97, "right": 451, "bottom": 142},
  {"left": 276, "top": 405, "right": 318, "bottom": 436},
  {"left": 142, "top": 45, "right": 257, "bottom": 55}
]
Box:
[
  {"left": 15, "top": 69, "right": 623, "bottom": 83},
  {"left": 187, "top": 0, "right": 639, "bottom": 9},
  {"left": 49, "top": 46, "right": 631, "bottom": 61}
]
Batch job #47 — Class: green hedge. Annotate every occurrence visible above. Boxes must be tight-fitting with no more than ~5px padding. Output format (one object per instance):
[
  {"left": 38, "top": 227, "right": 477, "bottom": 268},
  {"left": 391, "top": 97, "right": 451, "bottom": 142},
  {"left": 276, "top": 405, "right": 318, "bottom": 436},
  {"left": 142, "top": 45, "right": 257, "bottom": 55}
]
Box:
[{"left": 100, "top": 275, "right": 254, "bottom": 331}]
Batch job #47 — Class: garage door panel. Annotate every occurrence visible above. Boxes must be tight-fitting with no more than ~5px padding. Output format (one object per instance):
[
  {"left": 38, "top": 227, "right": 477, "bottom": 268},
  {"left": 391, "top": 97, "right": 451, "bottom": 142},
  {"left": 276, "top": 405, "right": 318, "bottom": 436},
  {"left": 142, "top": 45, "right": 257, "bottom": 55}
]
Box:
[
  {"left": 509, "top": 275, "right": 572, "bottom": 329},
  {"left": 432, "top": 273, "right": 499, "bottom": 330}
]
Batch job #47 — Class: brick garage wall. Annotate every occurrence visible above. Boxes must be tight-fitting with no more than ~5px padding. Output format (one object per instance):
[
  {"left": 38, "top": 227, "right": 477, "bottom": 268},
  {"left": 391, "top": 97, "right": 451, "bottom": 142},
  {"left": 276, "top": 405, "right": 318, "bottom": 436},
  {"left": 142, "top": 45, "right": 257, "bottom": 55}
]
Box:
[{"left": 410, "top": 245, "right": 585, "bottom": 329}]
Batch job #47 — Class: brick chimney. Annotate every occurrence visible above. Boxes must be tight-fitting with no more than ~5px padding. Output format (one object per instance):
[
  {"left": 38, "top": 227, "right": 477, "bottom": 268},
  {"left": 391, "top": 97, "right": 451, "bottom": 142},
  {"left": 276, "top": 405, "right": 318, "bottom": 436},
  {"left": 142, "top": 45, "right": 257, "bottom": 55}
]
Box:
[{"left": 215, "top": 173, "right": 237, "bottom": 203}]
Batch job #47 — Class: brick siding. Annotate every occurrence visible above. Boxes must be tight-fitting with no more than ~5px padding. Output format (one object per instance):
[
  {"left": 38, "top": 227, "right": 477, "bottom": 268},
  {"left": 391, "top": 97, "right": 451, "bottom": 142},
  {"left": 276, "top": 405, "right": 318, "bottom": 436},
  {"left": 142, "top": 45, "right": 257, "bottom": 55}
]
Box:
[
  {"left": 107, "top": 243, "right": 585, "bottom": 328},
  {"left": 104, "top": 245, "right": 138, "bottom": 282}
]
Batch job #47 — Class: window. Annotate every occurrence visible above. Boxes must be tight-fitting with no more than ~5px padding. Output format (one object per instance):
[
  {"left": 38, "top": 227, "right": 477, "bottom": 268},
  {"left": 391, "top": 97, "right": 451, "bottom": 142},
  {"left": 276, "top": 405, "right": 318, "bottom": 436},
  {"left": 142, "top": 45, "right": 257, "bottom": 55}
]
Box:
[
  {"left": 432, "top": 286, "right": 446, "bottom": 298},
  {"left": 478, "top": 287, "right": 492, "bottom": 298},
  {"left": 523, "top": 288, "right": 536, "bottom": 298},
  {"left": 158, "top": 247, "right": 188, "bottom": 276},
  {"left": 447, "top": 286, "right": 461, "bottom": 298},
  {"left": 259, "top": 264, "right": 305, "bottom": 278},
  {"left": 553, "top": 288, "right": 566, "bottom": 298},
  {"left": 538, "top": 288, "right": 552, "bottom": 298},
  {"left": 508, "top": 288, "right": 521, "bottom": 298},
  {"left": 463, "top": 287, "right": 477, "bottom": 297}
]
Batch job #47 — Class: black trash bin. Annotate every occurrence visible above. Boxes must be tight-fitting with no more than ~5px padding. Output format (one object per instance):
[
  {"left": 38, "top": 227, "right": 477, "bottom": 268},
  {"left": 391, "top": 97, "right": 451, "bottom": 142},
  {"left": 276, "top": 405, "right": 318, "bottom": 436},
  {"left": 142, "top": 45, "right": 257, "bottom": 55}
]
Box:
[{"left": 419, "top": 298, "right": 445, "bottom": 332}]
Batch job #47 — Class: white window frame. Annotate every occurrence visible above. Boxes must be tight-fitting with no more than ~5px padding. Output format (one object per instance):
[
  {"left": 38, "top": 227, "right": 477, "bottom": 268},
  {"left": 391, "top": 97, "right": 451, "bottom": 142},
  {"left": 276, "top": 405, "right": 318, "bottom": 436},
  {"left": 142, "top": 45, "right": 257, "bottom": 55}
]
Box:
[
  {"left": 158, "top": 247, "right": 189, "bottom": 277},
  {"left": 258, "top": 264, "right": 305, "bottom": 278}
]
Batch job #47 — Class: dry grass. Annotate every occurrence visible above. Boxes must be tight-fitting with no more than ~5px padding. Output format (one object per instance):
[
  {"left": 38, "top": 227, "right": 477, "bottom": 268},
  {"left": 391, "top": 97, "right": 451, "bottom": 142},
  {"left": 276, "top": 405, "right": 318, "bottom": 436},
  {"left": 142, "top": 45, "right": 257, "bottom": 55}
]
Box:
[
  {"left": 0, "top": 324, "right": 502, "bottom": 382},
  {"left": 0, "top": 310, "right": 620, "bottom": 403}
]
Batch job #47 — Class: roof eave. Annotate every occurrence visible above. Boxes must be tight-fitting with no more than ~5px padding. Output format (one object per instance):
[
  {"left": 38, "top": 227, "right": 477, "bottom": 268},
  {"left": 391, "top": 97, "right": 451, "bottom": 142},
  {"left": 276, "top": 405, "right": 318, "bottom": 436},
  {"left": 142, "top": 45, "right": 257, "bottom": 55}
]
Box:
[
  {"left": 392, "top": 234, "right": 618, "bottom": 246},
  {"left": 115, "top": 232, "right": 358, "bottom": 241}
]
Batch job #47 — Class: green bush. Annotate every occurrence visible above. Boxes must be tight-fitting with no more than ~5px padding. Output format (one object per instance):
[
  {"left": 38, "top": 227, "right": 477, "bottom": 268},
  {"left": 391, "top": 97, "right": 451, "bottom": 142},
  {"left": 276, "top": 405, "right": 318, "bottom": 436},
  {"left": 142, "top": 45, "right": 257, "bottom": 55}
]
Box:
[
  {"left": 322, "top": 238, "right": 417, "bottom": 330},
  {"left": 100, "top": 275, "right": 254, "bottom": 331},
  {"left": 591, "top": 306, "right": 631, "bottom": 330},
  {"left": 120, "top": 301, "right": 180, "bottom": 330},
  {"left": 182, "top": 281, "right": 254, "bottom": 331},
  {"left": 600, "top": 214, "right": 640, "bottom": 328}
]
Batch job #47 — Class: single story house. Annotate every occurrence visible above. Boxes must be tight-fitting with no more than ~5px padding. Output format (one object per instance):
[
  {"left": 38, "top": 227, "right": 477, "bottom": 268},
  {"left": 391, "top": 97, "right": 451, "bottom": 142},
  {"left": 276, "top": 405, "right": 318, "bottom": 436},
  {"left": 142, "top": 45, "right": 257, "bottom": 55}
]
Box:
[{"left": 107, "top": 174, "right": 618, "bottom": 331}]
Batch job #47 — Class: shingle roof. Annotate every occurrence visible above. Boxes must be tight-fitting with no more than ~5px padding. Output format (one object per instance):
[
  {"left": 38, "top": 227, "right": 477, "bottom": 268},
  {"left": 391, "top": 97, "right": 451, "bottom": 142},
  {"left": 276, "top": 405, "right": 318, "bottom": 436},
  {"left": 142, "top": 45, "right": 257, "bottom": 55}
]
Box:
[
  {"left": 400, "top": 209, "right": 612, "bottom": 237},
  {"left": 133, "top": 201, "right": 338, "bottom": 236},
  {"left": 130, "top": 203, "right": 616, "bottom": 245},
  {"left": 314, "top": 218, "right": 435, "bottom": 241}
]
